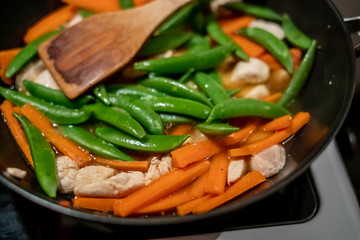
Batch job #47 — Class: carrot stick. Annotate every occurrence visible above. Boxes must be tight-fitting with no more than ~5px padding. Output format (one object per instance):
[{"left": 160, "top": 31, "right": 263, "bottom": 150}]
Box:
[
  {"left": 262, "top": 115, "right": 292, "bottom": 132},
  {"left": 259, "top": 53, "right": 282, "bottom": 69},
  {"left": 72, "top": 197, "right": 118, "bottom": 212},
  {"left": 205, "top": 153, "right": 229, "bottom": 195},
  {"left": 133, "top": 0, "right": 155, "bottom": 7},
  {"left": 19, "top": 104, "right": 92, "bottom": 167},
  {"left": 215, "top": 124, "right": 256, "bottom": 146},
  {"left": 219, "top": 16, "right": 255, "bottom": 35},
  {"left": 262, "top": 92, "right": 282, "bottom": 103},
  {"left": 169, "top": 124, "right": 193, "bottom": 136},
  {"left": 0, "top": 101, "right": 34, "bottom": 166},
  {"left": 92, "top": 157, "right": 148, "bottom": 172},
  {"left": 189, "top": 170, "right": 209, "bottom": 198},
  {"left": 177, "top": 194, "right": 213, "bottom": 216},
  {"left": 171, "top": 139, "right": 223, "bottom": 168},
  {"left": 228, "top": 112, "right": 310, "bottom": 157},
  {"left": 192, "top": 171, "right": 266, "bottom": 214},
  {"left": 24, "top": 5, "right": 78, "bottom": 44},
  {"left": 230, "top": 34, "right": 266, "bottom": 57},
  {"left": 291, "top": 48, "right": 302, "bottom": 69},
  {"left": 113, "top": 160, "right": 211, "bottom": 217},
  {"left": 0, "top": 48, "right": 22, "bottom": 85},
  {"left": 61, "top": 0, "right": 120, "bottom": 12}
]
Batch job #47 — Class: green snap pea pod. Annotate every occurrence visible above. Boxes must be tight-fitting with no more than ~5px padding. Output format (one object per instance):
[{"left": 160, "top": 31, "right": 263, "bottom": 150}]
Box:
[
  {"left": 59, "top": 125, "right": 134, "bottom": 161},
  {"left": 14, "top": 113, "right": 57, "bottom": 197},
  {"left": 119, "top": 0, "right": 134, "bottom": 9},
  {"left": 178, "top": 69, "right": 195, "bottom": 84},
  {"left": 84, "top": 103, "right": 146, "bottom": 139},
  {"left": 139, "top": 30, "right": 193, "bottom": 57},
  {"left": 207, "top": 69, "right": 222, "bottom": 85},
  {"left": 277, "top": 40, "right": 317, "bottom": 107},
  {"left": 224, "top": 2, "right": 282, "bottom": 21},
  {"left": 140, "top": 77, "right": 213, "bottom": 107},
  {"left": 23, "top": 80, "right": 94, "bottom": 108},
  {"left": 237, "top": 27, "right": 293, "bottom": 74},
  {"left": 193, "top": 72, "right": 229, "bottom": 105},
  {"left": 227, "top": 88, "right": 240, "bottom": 97},
  {"left": 190, "top": 7, "right": 206, "bottom": 34},
  {"left": 0, "top": 86, "right": 91, "bottom": 124},
  {"left": 108, "top": 93, "right": 164, "bottom": 135},
  {"left": 186, "top": 34, "right": 211, "bottom": 55},
  {"left": 159, "top": 113, "right": 195, "bottom": 123},
  {"left": 78, "top": 9, "right": 94, "bottom": 18},
  {"left": 196, "top": 122, "right": 239, "bottom": 135},
  {"left": 134, "top": 44, "right": 233, "bottom": 74},
  {"left": 206, "top": 14, "right": 248, "bottom": 61},
  {"left": 282, "top": 14, "right": 312, "bottom": 49},
  {"left": 93, "top": 84, "right": 110, "bottom": 105},
  {"left": 6, "top": 31, "right": 60, "bottom": 78},
  {"left": 154, "top": 2, "right": 199, "bottom": 36},
  {"left": 95, "top": 127, "right": 190, "bottom": 152},
  {"left": 107, "top": 85, "right": 169, "bottom": 99},
  {"left": 207, "top": 98, "right": 290, "bottom": 122},
  {"left": 144, "top": 96, "right": 212, "bottom": 120}
]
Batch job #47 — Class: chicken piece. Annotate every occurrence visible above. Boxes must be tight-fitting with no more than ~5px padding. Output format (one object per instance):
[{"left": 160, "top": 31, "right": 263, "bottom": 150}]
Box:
[
  {"left": 145, "top": 155, "right": 172, "bottom": 185},
  {"left": 230, "top": 58, "right": 270, "bottom": 85},
  {"left": 249, "top": 19, "right": 285, "bottom": 40},
  {"left": 183, "top": 129, "right": 208, "bottom": 145},
  {"left": 34, "top": 69, "right": 60, "bottom": 90},
  {"left": 6, "top": 167, "right": 27, "bottom": 179},
  {"left": 56, "top": 156, "right": 79, "bottom": 193},
  {"left": 241, "top": 84, "right": 270, "bottom": 99},
  {"left": 227, "top": 159, "right": 246, "bottom": 185},
  {"left": 210, "top": 0, "right": 241, "bottom": 15},
  {"left": 63, "top": 13, "right": 84, "bottom": 28},
  {"left": 15, "top": 60, "right": 45, "bottom": 91},
  {"left": 250, "top": 144, "right": 286, "bottom": 178}
]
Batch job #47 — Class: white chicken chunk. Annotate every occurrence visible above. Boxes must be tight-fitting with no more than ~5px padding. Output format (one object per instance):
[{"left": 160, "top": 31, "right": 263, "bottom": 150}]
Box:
[
  {"left": 15, "top": 60, "right": 45, "bottom": 91},
  {"left": 63, "top": 13, "right": 84, "bottom": 28},
  {"left": 56, "top": 156, "right": 79, "bottom": 193},
  {"left": 242, "top": 84, "right": 270, "bottom": 99},
  {"left": 6, "top": 167, "right": 27, "bottom": 179},
  {"left": 34, "top": 69, "right": 60, "bottom": 90},
  {"left": 210, "top": 0, "right": 240, "bottom": 15},
  {"left": 230, "top": 58, "right": 270, "bottom": 84},
  {"left": 250, "top": 144, "right": 286, "bottom": 178},
  {"left": 227, "top": 159, "right": 246, "bottom": 185},
  {"left": 249, "top": 19, "right": 285, "bottom": 40},
  {"left": 145, "top": 155, "right": 172, "bottom": 185}
]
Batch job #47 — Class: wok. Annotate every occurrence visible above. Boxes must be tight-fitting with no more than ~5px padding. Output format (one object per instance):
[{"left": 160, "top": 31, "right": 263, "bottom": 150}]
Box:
[{"left": 0, "top": 0, "right": 357, "bottom": 237}]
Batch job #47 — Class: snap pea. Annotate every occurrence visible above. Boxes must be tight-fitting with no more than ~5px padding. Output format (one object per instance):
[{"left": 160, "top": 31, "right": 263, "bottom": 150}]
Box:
[
  {"left": 206, "top": 14, "right": 248, "bottom": 61},
  {"left": 138, "top": 30, "right": 193, "bottom": 57},
  {"left": 0, "top": 86, "right": 91, "bottom": 124},
  {"left": 193, "top": 72, "right": 229, "bottom": 105},
  {"left": 95, "top": 127, "right": 190, "bottom": 152},
  {"left": 84, "top": 103, "right": 146, "bottom": 139},
  {"left": 186, "top": 34, "right": 211, "bottom": 55},
  {"left": 237, "top": 27, "right": 293, "bottom": 74},
  {"left": 23, "top": 80, "right": 94, "bottom": 108},
  {"left": 140, "top": 77, "right": 213, "bottom": 107},
  {"left": 178, "top": 69, "right": 195, "bottom": 84},
  {"left": 282, "top": 14, "right": 312, "bottom": 50},
  {"left": 78, "top": 9, "right": 94, "bottom": 18},
  {"left": 93, "top": 84, "right": 110, "bottom": 105},
  {"left": 108, "top": 93, "right": 164, "bottom": 135},
  {"left": 277, "top": 40, "right": 317, "bottom": 107},
  {"left": 14, "top": 113, "right": 57, "bottom": 197},
  {"left": 119, "top": 0, "right": 134, "bottom": 9},
  {"left": 224, "top": 2, "right": 282, "bottom": 21},
  {"left": 207, "top": 98, "right": 290, "bottom": 122},
  {"left": 107, "top": 85, "right": 169, "bottom": 99},
  {"left": 6, "top": 30, "right": 60, "bottom": 78},
  {"left": 190, "top": 6, "right": 206, "bottom": 34},
  {"left": 59, "top": 125, "right": 134, "bottom": 161},
  {"left": 134, "top": 44, "right": 233, "bottom": 74},
  {"left": 144, "top": 96, "right": 212, "bottom": 120},
  {"left": 207, "top": 69, "right": 222, "bottom": 85},
  {"left": 227, "top": 88, "right": 240, "bottom": 97},
  {"left": 196, "top": 122, "right": 239, "bottom": 135},
  {"left": 159, "top": 113, "right": 195, "bottom": 123}
]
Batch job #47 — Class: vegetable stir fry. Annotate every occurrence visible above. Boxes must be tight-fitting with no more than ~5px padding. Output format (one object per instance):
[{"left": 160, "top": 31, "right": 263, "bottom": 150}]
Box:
[{"left": 0, "top": 0, "right": 316, "bottom": 217}]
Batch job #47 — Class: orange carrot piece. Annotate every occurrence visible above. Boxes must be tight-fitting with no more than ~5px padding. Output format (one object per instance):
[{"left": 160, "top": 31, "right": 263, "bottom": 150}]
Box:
[
  {"left": 205, "top": 153, "right": 229, "bottom": 195},
  {"left": 262, "top": 115, "right": 292, "bottom": 132},
  {"left": 262, "top": 92, "right": 282, "bottom": 103},
  {"left": 216, "top": 124, "right": 256, "bottom": 146},
  {"left": 113, "top": 160, "right": 211, "bottom": 217},
  {"left": 61, "top": 0, "right": 119, "bottom": 12},
  {"left": 92, "top": 157, "right": 148, "bottom": 172},
  {"left": 0, "top": 48, "right": 22, "bottom": 85},
  {"left": 24, "top": 5, "right": 78, "bottom": 44},
  {"left": 219, "top": 16, "right": 255, "bottom": 35},
  {"left": 72, "top": 197, "right": 118, "bottom": 212},
  {"left": 290, "top": 112, "right": 310, "bottom": 133},
  {"left": 190, "top": 170, "right": 209, "bottom": 198},
  {"left": 169, "top": 124, "right": 193, "bottom": 136},
  {"left": 192, "top": 171, "right": 266, "bottom": 214},
  {"left": 230, "top": 34, "right": 266, "bottom": 57},
  {"left": 171, "top": 139, "right": 223, "bottom": 168},
  {"left": 177, "top": 194, "right": 213, "bottom": 216},
  {"left": 291, "top": 48, "right": 302, "bottom": 69},
  {"left": 133, "top": 0, "right": 155, "bottom": 7},
  {"left": 0, "top": 101, "right": 34, "bottom": 166},
  {"left": 19, "top": 104, "right": 92, "bottom": 167},
  {"left": 259, "top": 53, "right": 282, "bottom": 69}
]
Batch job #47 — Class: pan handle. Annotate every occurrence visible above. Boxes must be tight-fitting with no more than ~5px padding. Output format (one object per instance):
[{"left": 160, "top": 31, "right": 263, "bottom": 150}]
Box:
[{"left": 344, "top": 16, "right": 360, "bottom": 56}]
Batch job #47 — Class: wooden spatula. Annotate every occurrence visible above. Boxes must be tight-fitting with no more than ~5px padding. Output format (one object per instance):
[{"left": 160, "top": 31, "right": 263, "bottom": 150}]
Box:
[{"left": 38, "top": 0, "right": 192, "bottom": 99}]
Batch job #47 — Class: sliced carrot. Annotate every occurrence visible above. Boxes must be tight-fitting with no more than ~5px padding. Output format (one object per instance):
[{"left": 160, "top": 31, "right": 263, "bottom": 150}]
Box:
[
  {"left": 215, "top": 124, "right": 256, "bottom": 146},
  {"left": 177, "top": 194, "right": 213, "bottom": 216},
  {"left": 189, "top": 170, "right": 209, "bottom": 198},
  {"left": 92, "top": 157, "right": 148, "bottom": 172},
  {"left": 243, "top": 129, "right": 272, "bottom": 144},
  {"left": 262, "top": 115, "right": 292, "bottom": 132},
  {"left": 133, "top": 0, "right": 155, "bottom": 7},
  {"left": 230, "top": 34, "right": 266, "bottom": 57},
  {"left": 219, "top": 16, "right": 255, "bottom": 35},
  {"left": 205, "top": 153, "right": 229, "bottom": 195},
  {"left": 171, "top": 139, "right": 223, "bottom": 168},
  {"left": 259, "top": 53, "right": 282, "bottom": 69},
  {"left": 72, "top": 197, "right": 118, "bottom": 212},
  {"left": 24, "top": 5, "right": 78, "bottom": 44},
  {"left": 0, "top": 48, "right": 22, "bottom": 85},
  {"left": 192, "top": 171, "right": 266, "bottom": 214},
  {"left": 113, "top": 160, "right": 210, "bottom": 217},
  {"left": 19, "top": 104, "right": 92, "bottom": 167},
  {"left": 61, "top": 0, "right": 120, "bottom": 12},
  {"left": 169, "top": 124, "right": 193, "bottom": 136},
  {"left": 0, "top": 101, "right": 34, "bottom": 166},
  {"left": 291, "top": 48, "right": 302, "bottom": 70},
  {"left": 262, "top": 92, "right": 282, "bottom": 103}
]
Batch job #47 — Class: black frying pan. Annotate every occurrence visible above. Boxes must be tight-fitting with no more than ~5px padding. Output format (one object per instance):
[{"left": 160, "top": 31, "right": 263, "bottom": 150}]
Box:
[{"left": 0, "top": 0, "right": 356, "bottom": 236}]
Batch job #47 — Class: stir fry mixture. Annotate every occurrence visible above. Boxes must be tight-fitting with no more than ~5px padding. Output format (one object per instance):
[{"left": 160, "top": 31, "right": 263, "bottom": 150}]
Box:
[{"left": 0, "top": 0, "right": 316, "bottom": 217}]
